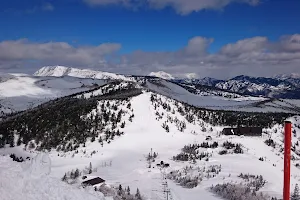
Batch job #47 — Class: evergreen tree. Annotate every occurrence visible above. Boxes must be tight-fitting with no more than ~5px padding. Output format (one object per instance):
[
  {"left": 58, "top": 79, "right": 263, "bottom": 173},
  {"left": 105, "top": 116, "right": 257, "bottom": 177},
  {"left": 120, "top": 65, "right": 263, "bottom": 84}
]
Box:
[
  {"left": 88, "top": 162, "right": 92, "bottom": 174},
  {"left": 153, "top": 152, "right": 157, "bottom": 158},
  {"left": 70, "top": 171, "right": 75, "bottom": 179},
  {"left": 127, "top": 186, "right": 130, "bottom": 195},
  {"left": 147, "top": 153, "right": 151, "bottom": 161},
  {"left": 165, "top": 125, "right": 169, "bottom": 133},
  {"left": 292, "top": 184, "right": 300, "bottom": 200},
  {"left": 135, "top": 188, "right": 142, "bottom": 200},
  {"left": 118, "top": 184, "right": 123, "bottom": 196},
  {"left": 74, "top": 168, "right": 80, "bottom": 178},
  {"left": 98, "top": 136, "right": 103, "bottom": 146},
  {"left": 62, "top": 173, "right": 67, "bottom": 182}
]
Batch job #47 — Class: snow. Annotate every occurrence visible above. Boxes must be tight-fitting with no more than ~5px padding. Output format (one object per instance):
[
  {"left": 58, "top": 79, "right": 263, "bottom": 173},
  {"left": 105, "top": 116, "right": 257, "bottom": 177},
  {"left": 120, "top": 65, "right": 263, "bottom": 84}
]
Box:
[
  {"left": 2, "top": 69, "right": 300, "bottom": 200},
  {"left": 0, "top": 154, "right": 106, "bottom": 200},
  {"left": 1, "top": 92, "right": 299, "bottom": 200},
  {"left": 149, "top": 71, "right": 175, "bottom": 80},
  {"left": 24, "top": 153, "right": 52, "bottom": 177},
  {"left": 0, "top": 73, "right": 107, "bottom": 114},
  {"left": 34, "top": 66, "right": 132, "bottom": 81},
  {"left": 145, "top": 79, "right": 297, "bottom": 113}
]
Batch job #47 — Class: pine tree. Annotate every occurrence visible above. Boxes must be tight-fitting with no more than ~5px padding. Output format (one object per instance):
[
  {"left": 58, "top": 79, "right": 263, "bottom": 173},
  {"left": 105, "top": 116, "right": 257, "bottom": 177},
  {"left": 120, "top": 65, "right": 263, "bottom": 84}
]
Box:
[
  {"left": 98, "top": 136, "right": 103, "bottom": 146},
  {"left": 62, "top": 173, "right": 67, "bottom": 182},
  {"left": 127, "top": 186, "right": 130, "bottom": 195},
  {"left": 135, "top": 188, "right": 142, "bottom": 200},
  {"left": 70, "top": 171, "right": 75, "bottom": 179},
  {"left": 153, "top": 152, "right": 157, "bottom": 158},
  {"left": 74, "top": 168, "right": 80, "bottom": 178},
  {"left": 88, "top": 162, "right": 92, "bottom": 174},
  {"left": 165, "top": 125, "right": 169, "bottom": 133},
  {"left": 292, "top": 184, "right": 300, "bottom": 200},
  {"left": 118, "top": 184, "right": 123, "bottom": 196}
]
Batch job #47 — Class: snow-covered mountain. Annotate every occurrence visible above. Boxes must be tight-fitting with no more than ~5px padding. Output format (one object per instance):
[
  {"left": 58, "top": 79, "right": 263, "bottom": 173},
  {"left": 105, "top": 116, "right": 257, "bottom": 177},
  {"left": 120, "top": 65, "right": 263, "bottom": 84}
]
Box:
[
  {"left": 176, "top": 74, "right": 300, "bottom": 99},
  {"left": 175, "top": 77, "right": 222, "bottom": 87},
  {"left": 0, "top": 73, "right": 109, "bottom": 115},
  {"left": 34, "top": 66, "right": 131, "bottom": 81},
  {"left": 0, "top": 84, "right": 300, "bottom": 200},
  {"left": 2, "top": 67, "right": 300, "bottom": 200},
  {"left": 149, "top": 71, "right": 174, "bottom": 80}
]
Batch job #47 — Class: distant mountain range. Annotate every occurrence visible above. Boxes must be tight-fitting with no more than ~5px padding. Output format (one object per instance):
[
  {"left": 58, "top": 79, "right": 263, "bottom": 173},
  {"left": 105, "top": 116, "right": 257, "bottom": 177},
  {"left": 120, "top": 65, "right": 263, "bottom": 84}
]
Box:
[
  {"left": 33, "top": 66, "right": 300, "bottom": 99},
  {"left": 174, "top": 74, "right": 300, "bottom": 99}
]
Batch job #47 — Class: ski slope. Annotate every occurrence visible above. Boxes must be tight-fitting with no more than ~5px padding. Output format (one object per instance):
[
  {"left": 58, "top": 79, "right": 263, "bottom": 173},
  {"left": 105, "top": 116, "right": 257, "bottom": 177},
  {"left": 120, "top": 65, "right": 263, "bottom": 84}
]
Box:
[{"left": 1, "top": 92, "right": 300, "bottom": 200}]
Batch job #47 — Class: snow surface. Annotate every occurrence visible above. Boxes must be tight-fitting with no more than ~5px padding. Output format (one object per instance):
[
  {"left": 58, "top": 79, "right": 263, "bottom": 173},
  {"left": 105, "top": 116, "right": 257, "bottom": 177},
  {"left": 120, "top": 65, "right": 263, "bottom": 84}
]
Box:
[
  {"left": 0, "top": 154, "right": 106, "bottom": 200},
  {"left": 35, "top": 66, "right": 132, "bottom": 81},
  {"left": 1, "top": 92, "right": 300, "bottom": 200},
  {"left": 145, "top": 79, "right": 298, "bottom": 113},
  {"left": 0, "top": 73, "right": 107, "bottom": 114}
]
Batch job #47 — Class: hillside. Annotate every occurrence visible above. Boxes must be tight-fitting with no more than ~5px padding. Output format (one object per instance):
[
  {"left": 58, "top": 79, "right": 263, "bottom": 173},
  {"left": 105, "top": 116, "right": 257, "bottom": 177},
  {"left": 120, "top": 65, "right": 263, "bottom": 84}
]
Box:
[
  {"left": 0, "top": 82, "right": 300, "bottom": 200},
  {"left": 145, "top": 79, "right": 300, "bottom": 113},
  {"left": 176, "top": 74, "right": 300, "bottom": 99},
  {"left": 1, "top": 68, "right": 300, "bottom": 200},
  {"left": 0, "top": 73, "right": 109, "bottom": 115}
]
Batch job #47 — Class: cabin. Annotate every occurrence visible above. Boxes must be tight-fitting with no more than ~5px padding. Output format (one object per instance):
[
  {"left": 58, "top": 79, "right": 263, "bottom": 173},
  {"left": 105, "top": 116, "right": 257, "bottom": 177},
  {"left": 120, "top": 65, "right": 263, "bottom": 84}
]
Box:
[
  {"left": 222, "top": 127, "right": 262, "bottom": 136},
  {"left": 82, "top": 177, "right": 105, "bottom": 187}
]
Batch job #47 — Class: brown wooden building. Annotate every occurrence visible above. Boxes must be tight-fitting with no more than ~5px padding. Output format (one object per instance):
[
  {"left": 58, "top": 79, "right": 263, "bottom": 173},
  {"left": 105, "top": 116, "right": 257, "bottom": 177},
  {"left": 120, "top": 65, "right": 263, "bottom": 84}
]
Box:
[{"left": 222, "top": 127, "right": 262, "bottom": 136}]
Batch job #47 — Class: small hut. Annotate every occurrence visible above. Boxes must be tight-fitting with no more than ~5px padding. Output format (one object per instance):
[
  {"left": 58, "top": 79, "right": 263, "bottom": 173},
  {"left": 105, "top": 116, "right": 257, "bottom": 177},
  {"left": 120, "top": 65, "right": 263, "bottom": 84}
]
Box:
[
  {"left": 82, "top": 177, "right": 105, "bottom": 187},
  {"left": 222, "top": 127, "right": 262, "bottom": 136}
]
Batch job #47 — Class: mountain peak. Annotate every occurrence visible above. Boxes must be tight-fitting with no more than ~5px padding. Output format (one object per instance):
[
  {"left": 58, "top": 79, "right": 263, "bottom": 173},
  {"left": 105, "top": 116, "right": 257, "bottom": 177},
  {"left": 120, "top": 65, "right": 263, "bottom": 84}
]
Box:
[
  {"left": 149, "top": 71, "right": 174, "bottom": 80},
  {"left": 34, "top": 66, "right": 131, "bottom": 81},
  {"left": 34, "top": 66, "right": 71, "bottom": 77}
]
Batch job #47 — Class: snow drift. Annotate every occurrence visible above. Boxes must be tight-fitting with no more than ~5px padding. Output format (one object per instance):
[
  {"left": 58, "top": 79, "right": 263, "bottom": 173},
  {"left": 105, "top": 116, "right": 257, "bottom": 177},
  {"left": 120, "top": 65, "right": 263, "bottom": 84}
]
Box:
[{"left": 0, "top": 154, "right": 105, "bottom": 200}]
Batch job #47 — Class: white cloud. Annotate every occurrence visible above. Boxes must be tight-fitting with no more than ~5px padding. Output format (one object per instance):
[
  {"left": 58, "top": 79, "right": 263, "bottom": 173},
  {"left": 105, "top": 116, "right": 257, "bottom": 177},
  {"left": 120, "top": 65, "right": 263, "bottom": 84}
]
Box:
[
  {"left": 118, "top": 35, "right": 300, "bottom": 78},
  {"left": 83, "top": 0, "right": 260, "bottom": 14},
  {"left": 148, "top": 0, "right": 259, "bottom": 14},
  {"left": 2, "top": 35, "right": 300, "bottom": 79},
  {"left": 42, "top": 3, "right": 55, "bottom": 11},
  {"left": 84, "top": 0, "right": 127, "bottom": 6},
  {"left": 219, "top": 37, "right": 268, "bottom": 57},
  {"left": 183, "top": 36, "right": 213, "bottom": 56},
  {"left": 0, "top": 39, "right": 121, "bottom": 70},
  {"left": 25, "top": 2, "right": 55, "bottom": 13}
]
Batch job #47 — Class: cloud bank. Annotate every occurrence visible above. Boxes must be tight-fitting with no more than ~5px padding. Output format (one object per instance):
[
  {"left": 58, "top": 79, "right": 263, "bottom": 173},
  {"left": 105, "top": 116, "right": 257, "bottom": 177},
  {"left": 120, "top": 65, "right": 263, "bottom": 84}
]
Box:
[
  {"left": 1, "top": 35, "right": 300, "bottom": 79},
  {"left": 84, "top": 0, "right": 260, "bottom": 14}
]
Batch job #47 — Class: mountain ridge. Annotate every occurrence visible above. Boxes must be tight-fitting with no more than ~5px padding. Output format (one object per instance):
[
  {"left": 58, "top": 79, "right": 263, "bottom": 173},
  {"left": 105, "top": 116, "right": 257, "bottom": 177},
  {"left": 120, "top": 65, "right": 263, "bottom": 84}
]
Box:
[{"left": 34, "top": 66, "right": 131, "bottom": 81}]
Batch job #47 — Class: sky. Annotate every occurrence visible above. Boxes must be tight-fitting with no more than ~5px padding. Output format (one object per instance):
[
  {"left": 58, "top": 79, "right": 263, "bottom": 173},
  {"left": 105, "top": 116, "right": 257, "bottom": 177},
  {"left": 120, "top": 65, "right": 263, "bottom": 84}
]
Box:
[{"left": 0, "top": 0, "right": 300, "bottom": 79}]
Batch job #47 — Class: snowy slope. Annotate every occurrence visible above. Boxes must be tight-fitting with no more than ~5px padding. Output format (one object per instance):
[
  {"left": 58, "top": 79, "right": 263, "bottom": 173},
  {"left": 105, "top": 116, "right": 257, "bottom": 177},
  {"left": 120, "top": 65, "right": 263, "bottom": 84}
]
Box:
[
  {"left": 0, "top": 154, "right": 106, "bottom": 200},
  {"left": 149, "top": 71, "right": 175, "bottom": 80},
  {"left": 1, "top": 92, "right": 300, "bottom": 200},
  {"left": 145, "top": 79, "right": 299, "bottom": 113},
  {"left": 35, "top": 66, "right": 132, "bottom": 81},
  {"left": 177, "top": 74, "right": 300, "bottom": 99},
  {"left": 0, "top": 73, "right": 107, "bottom": 115}
]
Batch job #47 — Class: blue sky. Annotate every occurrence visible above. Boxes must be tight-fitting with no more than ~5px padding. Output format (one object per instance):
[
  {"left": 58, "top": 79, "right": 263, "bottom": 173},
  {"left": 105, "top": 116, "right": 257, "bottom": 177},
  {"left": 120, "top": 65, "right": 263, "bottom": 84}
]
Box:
[{"left": 0, "top": 0, "right": 300, "bottom": 78}]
